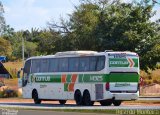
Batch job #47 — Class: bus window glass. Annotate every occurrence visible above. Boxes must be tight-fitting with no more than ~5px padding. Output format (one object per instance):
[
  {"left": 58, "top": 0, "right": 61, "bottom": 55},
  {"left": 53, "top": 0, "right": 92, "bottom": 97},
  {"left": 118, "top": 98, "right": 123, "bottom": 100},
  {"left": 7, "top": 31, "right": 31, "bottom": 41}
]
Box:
[
  {"left": 31, "top": 59, "right": 41, "bottom": 73},
  {"left": 79, "top": 57, "right": 89, "bottom": 71},
  {"left": 24, "top": 60, "right": 31, "bottom": 75},
  {"left": 40, "top": 59, "right": 49, "bottom": 72},
  {"left": 59, "top": 58, "right": 68, "bottom": 72},
  {"left": 89, "top": 57, "right": 97, "bottom": 71},
  {"left": 49, "top": 58, "right": 59, "bottom": 72},
  {"left": 69, "top": 57, "right": 79, "bottom": 72},
  {"left": 97, "top": 56, "right": 105, "bottom": 71}
]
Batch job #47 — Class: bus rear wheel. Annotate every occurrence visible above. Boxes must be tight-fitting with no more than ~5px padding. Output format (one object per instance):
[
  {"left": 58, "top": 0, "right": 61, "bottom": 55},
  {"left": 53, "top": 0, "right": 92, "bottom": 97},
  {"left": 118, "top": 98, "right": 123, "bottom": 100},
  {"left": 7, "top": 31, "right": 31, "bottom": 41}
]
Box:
[
  {"left": 74, "top": 90, "right": 83, "bottom": 105},
  {"left": 100, "top": 100, "right": 112, "bottom": 106},
  {"left": 59, "top": 100, "right": 66, "bottom": 105},
  {"left": 32, "top": 90, "right": 41, "bottom": 104},
  {"left": 83, "top": 90, "right": 93, "bottom": 106},
  {"left": 113, "top": 100, "right": 122, "bottom": 106}
]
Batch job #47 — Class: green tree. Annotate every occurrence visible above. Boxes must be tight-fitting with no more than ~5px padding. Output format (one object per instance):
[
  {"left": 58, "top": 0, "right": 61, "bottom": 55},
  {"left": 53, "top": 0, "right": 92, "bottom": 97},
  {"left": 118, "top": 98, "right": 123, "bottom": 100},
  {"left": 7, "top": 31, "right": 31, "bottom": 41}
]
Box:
[
  {"left": 48, "top": 0, "right": 160, "bottom": 71},
  {"left": 0, "top": 37, "right": 12, "bottom": 57},
  {"left": 38, "top": 30, "right": 62, "bottom": 54},
  {"left": 25, "top": 41, "right": 38, "bottom": 57},
  {"left": 11, "top": 30, "right": 39, "bottom": 59}
]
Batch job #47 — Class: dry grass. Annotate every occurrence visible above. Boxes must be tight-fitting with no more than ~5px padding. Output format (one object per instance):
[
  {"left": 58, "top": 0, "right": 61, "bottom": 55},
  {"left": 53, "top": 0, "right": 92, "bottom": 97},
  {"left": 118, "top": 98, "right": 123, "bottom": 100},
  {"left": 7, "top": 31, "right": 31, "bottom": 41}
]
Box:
[
  {"left": 2, "top": 61, "right": 22, "bottom": 91},
  {"left": 3, "top": 61, "right": 23, "bottom": 70},
  {"left": 3, "top": 61, "right": 23, "bottom": 78},
  {"left": 4, "top": 78, "right": 18, "bottom": 90}
]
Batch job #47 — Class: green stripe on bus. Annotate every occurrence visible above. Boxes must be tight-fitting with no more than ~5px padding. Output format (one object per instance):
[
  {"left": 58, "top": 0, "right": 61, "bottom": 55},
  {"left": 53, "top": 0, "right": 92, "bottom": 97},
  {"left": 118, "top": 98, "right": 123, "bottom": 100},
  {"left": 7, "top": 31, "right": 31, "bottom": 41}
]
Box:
[
  {"left": 64, "top": 83, "right": 69, "bottom": 91},
  {"left": 78, "top": 73, "right": 139, "bottom": 83},
  {"left": 109, "top": 58, "right": 138, "bottom": 67},
  {"left": 66, "top": 75, "right": 72, "bottom": 83},
  {"left": 32, "top": 73, "right": 139, "bottom": 83},
  {"left": 132, "top": 59, "right": 138, "bottom": 67},
  {"left": 108, "top": 73, "right": 139, "bottom": 82},
  {"left": 78, "top": 74, "right": 108, "bottom": 83},
  {"left": 33, "top": 75, "right": 61, "bottom": 82}
]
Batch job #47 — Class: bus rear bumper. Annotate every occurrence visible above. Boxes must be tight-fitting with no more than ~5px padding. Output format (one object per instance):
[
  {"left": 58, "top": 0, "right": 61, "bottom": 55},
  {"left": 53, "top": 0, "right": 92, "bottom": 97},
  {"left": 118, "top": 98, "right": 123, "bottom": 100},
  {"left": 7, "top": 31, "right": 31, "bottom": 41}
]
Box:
[{"left": 111, "top": 92, "right": 139, "bottom": 100}]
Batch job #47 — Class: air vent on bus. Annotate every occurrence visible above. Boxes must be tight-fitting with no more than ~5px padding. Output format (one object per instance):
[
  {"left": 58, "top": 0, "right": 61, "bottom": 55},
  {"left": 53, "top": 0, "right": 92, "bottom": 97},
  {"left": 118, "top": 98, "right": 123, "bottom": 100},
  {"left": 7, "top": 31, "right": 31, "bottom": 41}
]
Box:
[
  {"left": 105, "top": 50, "right": 113, "bottom": 52},
  {"left": 55, "top": 51, "right": 98, "bottom": 57}
]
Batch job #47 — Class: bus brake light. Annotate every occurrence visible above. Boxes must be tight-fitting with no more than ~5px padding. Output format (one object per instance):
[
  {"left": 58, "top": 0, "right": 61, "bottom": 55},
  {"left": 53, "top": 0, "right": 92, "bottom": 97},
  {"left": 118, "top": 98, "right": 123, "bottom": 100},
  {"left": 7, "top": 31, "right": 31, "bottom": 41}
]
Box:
[{"left": 105, "top": 82, "right": 110, "bottom": 91}]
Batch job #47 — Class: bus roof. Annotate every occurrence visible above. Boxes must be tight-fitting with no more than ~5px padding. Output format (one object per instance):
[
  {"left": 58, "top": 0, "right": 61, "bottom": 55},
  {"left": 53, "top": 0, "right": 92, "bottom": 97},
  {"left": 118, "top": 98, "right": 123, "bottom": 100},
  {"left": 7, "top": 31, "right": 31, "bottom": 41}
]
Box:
[
  {"left": 27, "top": 51, "right": 99, "bottom": 60},
  {"left": 26, "top": 50, "right": 138, "bottom": 61},
  {"left": 55, "top": 51, "right": 98, "bottom": 57}
]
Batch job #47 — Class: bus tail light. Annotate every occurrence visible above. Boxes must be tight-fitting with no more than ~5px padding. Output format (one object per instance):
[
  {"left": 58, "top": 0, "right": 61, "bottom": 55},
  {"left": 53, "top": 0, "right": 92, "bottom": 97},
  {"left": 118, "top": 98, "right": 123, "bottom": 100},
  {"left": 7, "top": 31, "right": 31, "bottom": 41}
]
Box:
[{"left": 105, "top": 82, "right": 110, "bottom": 91}]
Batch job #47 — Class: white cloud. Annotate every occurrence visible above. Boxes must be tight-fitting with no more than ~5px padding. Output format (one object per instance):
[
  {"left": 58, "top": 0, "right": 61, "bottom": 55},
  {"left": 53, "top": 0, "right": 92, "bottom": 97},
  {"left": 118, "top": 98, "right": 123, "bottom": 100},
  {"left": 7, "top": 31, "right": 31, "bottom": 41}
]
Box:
[{"left": 23, "top": 0, "right": 36, "bottom": 7}]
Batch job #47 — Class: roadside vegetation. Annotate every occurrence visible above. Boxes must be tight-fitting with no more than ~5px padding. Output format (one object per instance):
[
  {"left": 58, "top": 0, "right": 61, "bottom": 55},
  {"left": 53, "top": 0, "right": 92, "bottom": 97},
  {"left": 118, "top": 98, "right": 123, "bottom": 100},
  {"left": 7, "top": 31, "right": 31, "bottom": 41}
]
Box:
[{"left": 0, "top": 0, "right": 160, "bottom": 85}]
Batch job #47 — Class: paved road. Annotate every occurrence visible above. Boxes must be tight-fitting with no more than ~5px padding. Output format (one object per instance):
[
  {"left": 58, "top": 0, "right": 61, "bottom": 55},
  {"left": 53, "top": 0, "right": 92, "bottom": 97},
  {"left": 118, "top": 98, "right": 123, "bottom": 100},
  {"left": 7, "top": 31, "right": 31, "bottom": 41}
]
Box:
[
  {"left": 0, "top": 97, "right": 160, "bottom": 115},
  {"left": 0, "top": 102, "right": 160, "bottom": 110},
  {"left": 1, "top": 107, "right": 160, "bottom": 115},
  {"left": 0, "top": 109, "right": 115, "bottom": 115}
]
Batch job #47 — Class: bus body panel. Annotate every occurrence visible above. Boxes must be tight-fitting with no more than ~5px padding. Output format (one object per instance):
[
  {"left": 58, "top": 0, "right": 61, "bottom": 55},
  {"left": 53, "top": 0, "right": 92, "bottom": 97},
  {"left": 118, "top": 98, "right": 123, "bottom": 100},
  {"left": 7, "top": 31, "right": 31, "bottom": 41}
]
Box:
[
  {"left": 107, "top": 52, "right": 139, "bottom": 100},
  {"left": 20, "top": 51, "right": 140, "bottom": 102}
]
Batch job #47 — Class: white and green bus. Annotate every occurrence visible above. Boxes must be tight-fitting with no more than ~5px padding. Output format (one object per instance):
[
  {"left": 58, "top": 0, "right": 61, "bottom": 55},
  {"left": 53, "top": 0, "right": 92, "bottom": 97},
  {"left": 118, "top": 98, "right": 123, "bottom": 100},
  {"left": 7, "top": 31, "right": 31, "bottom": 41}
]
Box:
[{"left": 18, "top": 51, "right": 140, "bottom": 106}]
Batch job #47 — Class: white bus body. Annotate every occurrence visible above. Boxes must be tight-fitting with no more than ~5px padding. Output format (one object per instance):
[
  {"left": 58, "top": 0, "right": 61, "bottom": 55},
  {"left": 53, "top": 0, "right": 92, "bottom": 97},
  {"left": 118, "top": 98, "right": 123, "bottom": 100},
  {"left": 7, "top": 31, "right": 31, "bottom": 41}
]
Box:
[{"left": 18, "top": 51, "right": 140, "bottom": 106}]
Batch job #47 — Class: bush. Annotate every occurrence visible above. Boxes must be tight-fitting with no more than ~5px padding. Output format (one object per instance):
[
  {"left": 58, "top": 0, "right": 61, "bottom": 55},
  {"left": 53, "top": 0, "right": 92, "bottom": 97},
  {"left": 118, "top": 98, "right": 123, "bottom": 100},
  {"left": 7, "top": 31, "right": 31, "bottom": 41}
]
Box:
[
  {"left": 6, "top": 68, "right": 18, "bottom": 78},
  {"left": 143, "top": 80, "right": 153, "bottom": 85},
  {"left": 0, "top": 89, "right": 18, "bottom": 98}
]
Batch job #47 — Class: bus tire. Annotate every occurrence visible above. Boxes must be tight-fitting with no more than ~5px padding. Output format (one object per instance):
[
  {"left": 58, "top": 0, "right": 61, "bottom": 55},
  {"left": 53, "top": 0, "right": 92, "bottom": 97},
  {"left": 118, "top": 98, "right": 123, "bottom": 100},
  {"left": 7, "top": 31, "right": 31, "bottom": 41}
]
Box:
[
  {"left": 74, "top": 90, "right": 83, "bottom": 105},
  {"left": 113, "top": 100, "right": 122, "bottom": 106},
  {"left": 83, "top": 90, "right": 93, "bottom": 106},
  {"left": 59, "top": 100, "right": 67, "bottom": 105},
  {"left": 32, "top": 90, "right": 41, "bottom": 104},
  {"left": 100, "top": 100, "right": 112, "bottom": 106}
]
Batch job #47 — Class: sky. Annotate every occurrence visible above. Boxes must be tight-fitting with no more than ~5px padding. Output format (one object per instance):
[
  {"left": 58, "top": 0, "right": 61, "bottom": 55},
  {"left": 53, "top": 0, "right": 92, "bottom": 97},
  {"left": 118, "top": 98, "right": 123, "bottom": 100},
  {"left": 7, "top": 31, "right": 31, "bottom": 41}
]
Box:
[
  {"left": 1, "top": 0, "right": 80, "bottom": 31},
  {"left": 1, "top": 0, "right": 160, "bottom": 31}
]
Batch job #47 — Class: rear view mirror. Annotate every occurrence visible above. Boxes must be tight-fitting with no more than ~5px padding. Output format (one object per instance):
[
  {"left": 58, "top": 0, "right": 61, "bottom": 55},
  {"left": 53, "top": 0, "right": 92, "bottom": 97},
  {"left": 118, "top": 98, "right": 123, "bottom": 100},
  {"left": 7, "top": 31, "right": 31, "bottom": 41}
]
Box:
[{"left": 17, "top": 68, "right": 23, "bottom": 78}]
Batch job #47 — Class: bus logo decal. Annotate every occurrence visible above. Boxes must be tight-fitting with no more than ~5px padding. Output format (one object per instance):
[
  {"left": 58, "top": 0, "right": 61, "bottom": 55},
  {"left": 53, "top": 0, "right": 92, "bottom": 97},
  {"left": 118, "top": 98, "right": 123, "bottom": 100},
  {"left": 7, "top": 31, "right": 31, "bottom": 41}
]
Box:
[
  {"left": 90, "top": 76, "right": 103, "bottom": 82},
  {"left": 63, "top": 74, "right": 77, "bottom": 92},
  {"left": 61, "top": 74, "right": 67, "bottom": 83},
  {"left": 127, "top": 58, "right": 135, "bottom": 67},
  {"left": 109, "top": 58, "right": 137, "bottom": 67}
]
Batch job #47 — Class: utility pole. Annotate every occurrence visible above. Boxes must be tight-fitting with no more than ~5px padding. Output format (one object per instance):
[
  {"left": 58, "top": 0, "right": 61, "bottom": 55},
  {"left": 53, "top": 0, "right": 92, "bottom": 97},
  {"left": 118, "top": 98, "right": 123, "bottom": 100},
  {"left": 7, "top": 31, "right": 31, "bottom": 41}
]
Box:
[{"left": 22, "top": 37, "right": 24, "bottom": 65}]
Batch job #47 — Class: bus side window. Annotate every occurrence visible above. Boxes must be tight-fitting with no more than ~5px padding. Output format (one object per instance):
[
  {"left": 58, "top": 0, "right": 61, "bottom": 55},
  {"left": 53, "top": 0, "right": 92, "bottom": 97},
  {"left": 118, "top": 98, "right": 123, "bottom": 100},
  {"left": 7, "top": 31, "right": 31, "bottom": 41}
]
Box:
[
  {"left": 49, "top": 58, "right": 59, "bottom": 72},
  {"left": 23, "top": 60, "right": 31, "bottom": 87},
  {"left": 89, "top": 57, "right": 97, "bottom": 71},
  {"left": 96, "top": 56, "right": 105, "bottom": 71},
  {"left": 69, "top": 57, "right": 79, "bottom": 72},
  {"left": 31, "top": 59, "right": 41, "bottom": 73},
  {"left": 79, "top": 57, "right": 89, "bottom": 72},
  {"left": 59, "top": 58, "right": 68, "bottom": 72},
  {"left": 24, "top": 60, "right": 31, "bottom": 76},
  {"left": 40, "top": 59, "right": 49, "bottom": 72}
]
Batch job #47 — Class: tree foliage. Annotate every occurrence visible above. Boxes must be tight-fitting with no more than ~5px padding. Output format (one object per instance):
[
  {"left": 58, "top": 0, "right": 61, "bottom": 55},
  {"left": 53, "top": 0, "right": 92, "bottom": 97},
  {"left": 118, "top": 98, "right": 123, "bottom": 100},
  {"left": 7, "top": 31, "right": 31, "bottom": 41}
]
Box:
[
  {"left": 0, "top": 0, "right": 160, "bottom": 72},
  {"left": 0, "top": 37, "right": 12, "bottom": 56},
  {"left": 48, "top": 0, "right": 160, "bottom": 71}
]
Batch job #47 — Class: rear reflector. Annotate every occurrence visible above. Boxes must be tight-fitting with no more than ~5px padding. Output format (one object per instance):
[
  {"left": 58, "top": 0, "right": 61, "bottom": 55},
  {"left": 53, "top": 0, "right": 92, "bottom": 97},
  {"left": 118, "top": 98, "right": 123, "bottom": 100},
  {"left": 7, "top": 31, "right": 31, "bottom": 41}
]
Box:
[{"left": 105, "top": 82, "right": 109, "bottom": 91}]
